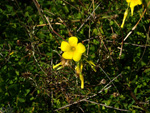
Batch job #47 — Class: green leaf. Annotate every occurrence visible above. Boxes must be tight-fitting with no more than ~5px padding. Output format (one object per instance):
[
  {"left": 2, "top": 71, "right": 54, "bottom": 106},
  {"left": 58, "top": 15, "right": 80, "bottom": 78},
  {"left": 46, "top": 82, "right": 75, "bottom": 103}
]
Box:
[
  {"left": 144, "top": 68, "right": 150, "bottom": 73},
  {"left": 102, "top": 106, "right": 105, "bottom": 110},
  {"left": 15, "top": 70, "right": 19, "bottom": 76},
  {"left": 18, "top": 97, "right": 25, "bottom": 103}
]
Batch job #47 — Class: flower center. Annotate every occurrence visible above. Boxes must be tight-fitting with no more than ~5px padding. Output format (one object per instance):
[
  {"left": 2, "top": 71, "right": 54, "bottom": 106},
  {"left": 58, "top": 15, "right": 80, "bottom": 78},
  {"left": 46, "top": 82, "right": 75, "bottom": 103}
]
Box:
[{"left": 71, "top": 46, "right": 76, "bottom": 51}]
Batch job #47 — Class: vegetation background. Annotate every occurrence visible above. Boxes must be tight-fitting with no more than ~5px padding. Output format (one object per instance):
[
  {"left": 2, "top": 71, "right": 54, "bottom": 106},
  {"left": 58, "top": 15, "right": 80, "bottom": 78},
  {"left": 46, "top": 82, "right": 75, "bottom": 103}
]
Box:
[{"left": 0, "top": 0, "right": 150, "bottom": 112}]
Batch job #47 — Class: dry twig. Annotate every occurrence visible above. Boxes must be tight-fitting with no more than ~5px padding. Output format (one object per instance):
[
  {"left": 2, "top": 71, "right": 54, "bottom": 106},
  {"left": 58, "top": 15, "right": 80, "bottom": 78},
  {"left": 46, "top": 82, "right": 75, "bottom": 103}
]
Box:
[{"left": 54, "top": 73, "right": 122, "bottom": 112}]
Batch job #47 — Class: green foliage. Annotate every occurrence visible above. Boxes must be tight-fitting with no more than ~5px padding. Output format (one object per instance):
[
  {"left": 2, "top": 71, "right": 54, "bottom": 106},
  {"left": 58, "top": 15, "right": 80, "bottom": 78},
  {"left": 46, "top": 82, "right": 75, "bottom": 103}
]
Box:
[{"left": 0, "top": 0, "right": 150, "bottom": 112}]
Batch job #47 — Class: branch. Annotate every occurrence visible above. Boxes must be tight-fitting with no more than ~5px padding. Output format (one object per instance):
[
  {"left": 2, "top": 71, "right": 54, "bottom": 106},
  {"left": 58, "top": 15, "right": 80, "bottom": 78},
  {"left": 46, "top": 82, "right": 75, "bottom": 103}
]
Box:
[
  {"left": 31, "top": 44, "right": 47, "bottom": 76},
  {"left": 123, "top": 8, "right": 147, "bottom": 41},
  {"left": 54, "top": 73, "right": 122, "bottom": 111},
  {"left": 85, "top": 100, "right": 131, "bottom": 112},
  {"left": 77, "top": 3, "right": 101, "bottom": 32}
]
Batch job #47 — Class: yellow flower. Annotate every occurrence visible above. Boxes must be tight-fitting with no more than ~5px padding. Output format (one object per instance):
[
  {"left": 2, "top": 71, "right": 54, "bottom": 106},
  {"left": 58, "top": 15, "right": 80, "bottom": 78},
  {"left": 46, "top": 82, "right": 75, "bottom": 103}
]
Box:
[
  {"left": 126, "top": 0, "right": 142, "bottom": 16},
  {"left": 61, "top": 36, "right": 86, "bottom": 62}
]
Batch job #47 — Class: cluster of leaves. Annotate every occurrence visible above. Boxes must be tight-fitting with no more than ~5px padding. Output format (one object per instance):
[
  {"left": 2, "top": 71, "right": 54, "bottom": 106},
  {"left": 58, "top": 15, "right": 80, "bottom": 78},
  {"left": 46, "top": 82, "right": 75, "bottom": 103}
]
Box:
[{"left": 0, "top": 0, "right": 150, "bottom": 112}]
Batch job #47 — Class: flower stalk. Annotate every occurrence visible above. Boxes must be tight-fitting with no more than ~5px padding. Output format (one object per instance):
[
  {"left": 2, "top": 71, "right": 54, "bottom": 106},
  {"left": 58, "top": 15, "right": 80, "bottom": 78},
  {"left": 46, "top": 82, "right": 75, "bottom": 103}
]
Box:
[
  {"left": 121, "top": 9, "right": 128, "bottom": 28},
  {"left": 75, "top": 62, "right": 84, "bottom": 89},
  {"left": 121, "top": 0, "right": 142, "bottom": 28}
]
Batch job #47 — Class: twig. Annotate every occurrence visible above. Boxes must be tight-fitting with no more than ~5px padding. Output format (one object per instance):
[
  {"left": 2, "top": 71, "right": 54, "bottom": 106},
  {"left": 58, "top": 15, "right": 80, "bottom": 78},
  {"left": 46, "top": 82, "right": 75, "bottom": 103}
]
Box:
[
  {"left": 98, "top": 65, "right": 119, "bottom": 93},
  {"left": 32, "top": 0, "right": 66, "bottom": 41},
  {"left": 54, "top": 73, "right": 122, "bottom": 111},
  {"left": 78, "top": 106, "right": 84, "bottom": 113},
  {"left": 62, "top": 0, "right": 78, "bottom": 10},
  {"left": 32, "top": 0, "right": 46, "bottom": 24},
  {"left": 106, "top": 40, "right": 150, "bottom": 47},
  {"left": 82, "top": 36, "right": 98, "bottom": 42},
  {"left": 0, "top": 53, "right": 3, "bottom": 57},
  {"left": 87, "top": 22, "right": 90, "bottom": 56},
  {"left": 123, "top": 8, "right": 147, "bottom": 41},
  {"left": 126, "top": 86, "right": 148, "bottom": 112},
  {"left": 98, "top": 35, "right": 114, "bottom": 62},
  {"left": 119, "top": 40, "right": 123, "bottom": 58},
  {"left": 54, "top": 85, "right": 111, "bottom": 112},
  {"left": 136, "top": 25, "right": 150, "bottom": 65},
  {"left": 86, "top": 100, "right": 131, "bottom": 112},
  {"left": 77, "top": 3, "right": 101, "bottom": 32},
  {"left": 31, "top": 44, "right": 47, "bottom": 76},
  {"left": 92, "top": 0, "right": 95, "bottom": 17},
  {"left": 45, "top": 16, "right": 54, "bottom": 31}
]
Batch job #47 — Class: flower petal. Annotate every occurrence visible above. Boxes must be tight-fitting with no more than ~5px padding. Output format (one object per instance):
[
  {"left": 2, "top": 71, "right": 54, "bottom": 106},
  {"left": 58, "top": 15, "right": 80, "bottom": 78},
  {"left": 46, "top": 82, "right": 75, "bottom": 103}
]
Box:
[
  {"left": 127, "top": 0, "right": 142, "bottom": 16},
  {"left": 130, "top": 0, "right": 142, "bottom": 16},
  {"left": 76, "top": 43, "right": 86, "bottom": 53},
  {"left": 61, "top": 41, "right": 70, "bottom": 51},
  {"left": 126, "top": 0, "right": 131, "bottom": 3},
  {"left": 73, "top": 52, "right": 82, "bottom": 62},
  {"left": 62, "top": 51, "right": 73, "bottom": 59},
  {"left": 69, "top": 36, "right": 78, "bottom": 46},
  {"left": 130, "top": 0, "right": 142, "bottom": 6}
]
